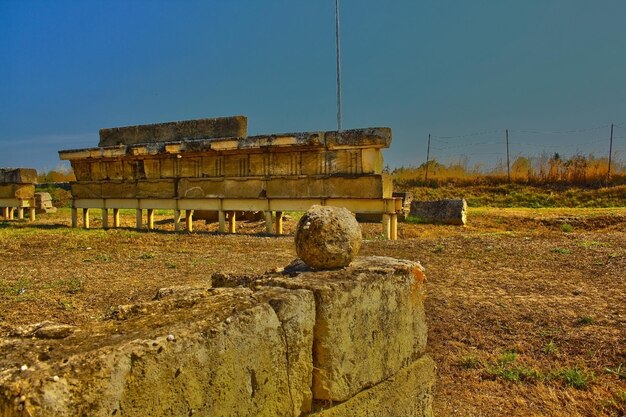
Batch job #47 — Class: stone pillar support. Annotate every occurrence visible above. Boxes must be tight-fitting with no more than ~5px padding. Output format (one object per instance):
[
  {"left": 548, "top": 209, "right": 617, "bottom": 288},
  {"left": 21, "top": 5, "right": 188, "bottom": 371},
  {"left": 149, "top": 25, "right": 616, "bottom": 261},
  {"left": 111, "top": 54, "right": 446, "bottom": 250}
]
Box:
[
  {"left": 218, "top": 211, "right": 226, "bottom": 233},
  {"left": 228, "top": 211, "right": 236, "bottom": 233},
  {"left": 174, "top": 210, "right": 182, "bottom": 232},
  {"left": 390, "top": 213, "right": 398, "bottom": 240},
  {"left": 147, "top": 209, "right": 155, "bottom": 230},
  {"left": 71, "top": 207, "right": 78, "bottom": 228},
  {"left": 17, "top": 207, "right": 24, "bottom": 220},
  {"left": 382, "top": 214, "right": 391, "bottom": 240},
  {"left": 28, "top": 207, "right": 35, "bottom": 222},
  {"left": 185, "top": 210, "right": 194, "bottom": 232},
  {"left": 1, "top": 207, "right": 8, "bottom": 219},
  {"left": 264, "top": 211, "right": 273, "bottom": 234},
  {"left": 136, "top": 209, "right": 143, "bottom": 230},
  {"left": 113, "top": 208, "right": 120, "bottom": 228},
  {"left": 275, "top": 211, "right": 283, "bottom": 235},
  {"left": 83, "top": 208, "right": 90, "bottom": 229},
  {"left": 102, "top": 208, "right": 109, "bottom": 229}
]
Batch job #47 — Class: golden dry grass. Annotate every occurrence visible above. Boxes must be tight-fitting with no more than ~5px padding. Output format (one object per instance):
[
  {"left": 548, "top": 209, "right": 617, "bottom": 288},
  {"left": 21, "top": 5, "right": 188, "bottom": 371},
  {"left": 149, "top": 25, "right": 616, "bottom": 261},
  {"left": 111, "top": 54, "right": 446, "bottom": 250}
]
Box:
[{"left": 1, "top": 207, "right": 625, "bottom": 416}]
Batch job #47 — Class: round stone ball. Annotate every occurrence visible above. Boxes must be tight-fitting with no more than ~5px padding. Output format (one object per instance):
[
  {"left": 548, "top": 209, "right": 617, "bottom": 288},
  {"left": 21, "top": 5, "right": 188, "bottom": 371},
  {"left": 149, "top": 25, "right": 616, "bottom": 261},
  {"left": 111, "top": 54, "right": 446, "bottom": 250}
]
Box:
[{"left": 295, "top": 205, "right": 362, "bottom": 269}]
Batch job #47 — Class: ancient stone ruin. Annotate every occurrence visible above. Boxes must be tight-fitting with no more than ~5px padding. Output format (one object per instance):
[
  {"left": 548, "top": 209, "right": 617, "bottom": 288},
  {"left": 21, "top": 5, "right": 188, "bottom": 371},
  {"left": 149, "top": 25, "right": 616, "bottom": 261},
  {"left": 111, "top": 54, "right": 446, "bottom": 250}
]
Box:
[
  {"left": 0, "top": 168, "right": 37, "bottom": 221},
  {"left": 410, "top": 198, "right": 468, "bottom": 226},
  {"left": 0, "top": 262, "right": 433, "bottom": 417},
  {"left": 58, "top": 115, "right": 401, "bottom": 239},
  {"left": 0, "top": 206, "right": 434, "bottom": 416},
  {"left": 34, "top": 192, "right": 57, "bottom": 214}
]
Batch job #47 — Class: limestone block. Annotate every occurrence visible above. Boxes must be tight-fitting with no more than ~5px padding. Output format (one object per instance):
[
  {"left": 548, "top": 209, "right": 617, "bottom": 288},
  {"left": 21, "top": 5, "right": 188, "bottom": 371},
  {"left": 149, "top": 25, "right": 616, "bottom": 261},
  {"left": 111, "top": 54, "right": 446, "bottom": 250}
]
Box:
[
  {"left": 89, "top": 161, "right": 106, "bottom": 181},
  {"left": 410, "top": 199, "right": 468, "bottom": 225},
  {"left": 260, "top": 256, "right": 428, "bottom": 402},
  {"left": 313, "top": 355, "right": 435, "bottom": 417},
  {"left": 178, "top": 178, "right": 225, "bottom": 198},
  {"left": 70, "top": 182, "right": 103, "bottom": 199},
  {"left": 270, "top": 152, "right": 301, "bottom": 176},
  {"left": 70, "top": 161, "right": 92, "bottom": 181},
  {"left": 324, "top": 128, "right": 392, "bottom": 150},
  {"left": 301, "top": 152, "right": 325, "bottom": 175},
  {"left": 179, "top": 157, "right": 200, "bottom": 178},
  {"left": 326, "top": 150, "right": 361, "bottom": 175},
  {"left": 142, "top": 159, "right": 161, "bottom": 179},
  {"left": 98, "top": 115, "right": 248, "bottom": 147},
  {"left": 0, "top": 287, "right": 315, "bottom": 417},
  {"left": 0, "top": 184, "right": 35, "bottom": 199},
  {"left": 136, "top": 180, "right": 176, "bottom": 199},
  {"left": 200, "top": 155, "right": 224, "bottom": 177},
  {"left": 248, "top": 153, "right": 268, "bottom": 176},
  {"left": 266, "top": 177, "right": 325, "bottom": 199},
  {"left": 101, "top": 181, "right": 136, "bottom": 199},
  {"left": 0, "top": 168, "right": 37, "bottom": 184},
  {"left": 223, "top": 178, "right": 266, "bottom": 199},
  {"left": 223, "top": 155, "right": 250, "bottom": 177},
  {"left": 160, "top": 157, "right": 177, "bottom": 178},
  {"left": 105, "top": 161, "right": 125, "bottom": 180},
  {"left": 361, "top": 148, "right": 384, "bottom": 174},
  {"left": 324, "top": 175, "right": 392, "bottom": 199}
]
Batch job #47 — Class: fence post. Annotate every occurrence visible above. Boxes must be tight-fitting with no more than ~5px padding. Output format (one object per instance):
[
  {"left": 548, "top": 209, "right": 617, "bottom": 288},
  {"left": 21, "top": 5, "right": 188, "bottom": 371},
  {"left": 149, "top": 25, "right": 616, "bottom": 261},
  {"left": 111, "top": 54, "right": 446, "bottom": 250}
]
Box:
[
  {"left": 607, "top": 123, "right": 614, "bottom": 186},
  {"left": 506, "top": 129, "right": 511, "bottom": 183},
  {"left": 424, "top": 133, "right": 431, "bottom": 182}
]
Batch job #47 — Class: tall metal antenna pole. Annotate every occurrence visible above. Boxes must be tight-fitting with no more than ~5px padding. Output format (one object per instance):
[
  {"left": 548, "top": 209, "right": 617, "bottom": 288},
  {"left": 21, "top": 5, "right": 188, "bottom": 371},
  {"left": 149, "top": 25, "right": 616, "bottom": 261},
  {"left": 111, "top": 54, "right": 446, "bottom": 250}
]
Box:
[
  {"left": 335, "top": 0, "right": 343, "bottom": 131},
  {"left": 607, "top": 123, "right": 614, "bottom": 185}
]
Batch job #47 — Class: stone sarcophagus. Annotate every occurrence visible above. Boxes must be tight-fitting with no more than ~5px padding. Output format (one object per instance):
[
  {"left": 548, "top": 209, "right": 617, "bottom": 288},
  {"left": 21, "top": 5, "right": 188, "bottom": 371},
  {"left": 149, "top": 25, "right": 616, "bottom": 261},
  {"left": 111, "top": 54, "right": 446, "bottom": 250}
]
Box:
[
  {"left": 0, "top": 168, "right": 38, "bottom": 221},
  {"left": 59, "top": 116, "right": 401, "bottom": 238}
]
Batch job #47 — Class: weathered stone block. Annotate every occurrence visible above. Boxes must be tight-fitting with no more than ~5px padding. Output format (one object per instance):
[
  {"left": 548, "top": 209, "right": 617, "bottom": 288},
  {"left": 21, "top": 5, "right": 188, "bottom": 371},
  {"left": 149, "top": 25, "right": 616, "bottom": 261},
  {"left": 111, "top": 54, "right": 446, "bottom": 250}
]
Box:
[
  {"left": 270, "top": 152, "right": 301, "bottom": 176},
  {"left": 410, "top": 198, "right": 468, "bottom": 225},
  {"left": 178, "top": 178, "right": 225, "bottom": 198},
  {"left": 136, "top": 180, "right": 176, "bottom": 199},
  {"left": 0, "top": 168, "right": 37, "bottom": 184},
  {"left": 301, "top": 152, "right": 325, "bottom": 175},
  {"left": 260, "top": 256, "right": 428, "bottom": 402},
  {"left": 101, "top": 181, "right": 136, "bottom": 199},
  {"left": 223, "top": 178, "right": 266, "bottom": 199},
  {"left": 70, "top": 182, "right": 103, "bottom": 199},
  {"left": 266, "top": 177, "right": 325, "bottom": 199},
  {"left": 0, "top": 287, "right": 315, "bottom": 417},
  {"left": 325, "top": 175, "right": 392, "bottom": 199},
  {"left": 0, "top": 184, "right": 35, "bottom": 199},
  {"left": 313, "top": 355, "right": 435, "bottom": 417},
  {"left": 98, "top": 116, "right": 248, "bottom": 147},
  {"left": 105, "top": 161, "right": 125, "bottom": 180},
  {"left": 70, "top": 161, "right": 91, "bottom": 181},
  {"left": 324, "top": 128, "right": 392, "bottom": 150},
  {"left": 361, "top": 148, "right": 384, "bottom": 174}
]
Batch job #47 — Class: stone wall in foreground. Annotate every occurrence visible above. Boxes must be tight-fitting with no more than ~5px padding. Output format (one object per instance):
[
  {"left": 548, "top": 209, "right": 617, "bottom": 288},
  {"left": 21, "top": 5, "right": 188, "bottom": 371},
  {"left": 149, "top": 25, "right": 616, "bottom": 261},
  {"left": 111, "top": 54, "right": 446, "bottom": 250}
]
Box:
[{"left": 0, "top": 257, "right": 434, "bottom": 417}]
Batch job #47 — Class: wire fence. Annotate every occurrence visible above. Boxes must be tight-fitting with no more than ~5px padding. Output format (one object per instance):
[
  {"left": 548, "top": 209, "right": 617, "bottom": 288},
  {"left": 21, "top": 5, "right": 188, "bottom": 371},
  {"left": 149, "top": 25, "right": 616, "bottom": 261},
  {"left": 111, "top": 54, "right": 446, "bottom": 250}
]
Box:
[{"left": 399, "top": 122, "right": 626, "bottom": 185}]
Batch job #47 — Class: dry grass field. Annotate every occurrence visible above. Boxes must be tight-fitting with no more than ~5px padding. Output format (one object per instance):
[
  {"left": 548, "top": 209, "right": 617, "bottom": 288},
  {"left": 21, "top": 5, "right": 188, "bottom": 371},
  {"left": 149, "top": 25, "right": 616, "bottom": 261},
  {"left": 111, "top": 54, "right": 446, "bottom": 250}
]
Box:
[{"left": 1, "top": 207, "right": 625, "bottom": 416}]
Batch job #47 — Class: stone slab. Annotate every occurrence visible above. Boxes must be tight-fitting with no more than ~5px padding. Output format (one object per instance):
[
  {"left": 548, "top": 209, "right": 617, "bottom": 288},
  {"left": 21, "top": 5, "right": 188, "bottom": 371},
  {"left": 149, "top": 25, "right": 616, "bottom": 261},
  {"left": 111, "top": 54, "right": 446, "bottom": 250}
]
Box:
[
  {"left": 0, "top": 287, "right": 315, "bottom": 417},
  {"left": 98, "top": 116, "right": 248, "bottom": 147},
  {"left": 410, "top": 198, "right": 468, "bottom": 225},
  {"left": 0, "top": 184, "right": 36, "bottom": 199},
  {"left": 136, "top": 180, "right": 176, "bottom": 199},
  {"left": 0, "top": 168, "right": 37, "bottom": 184},
  {"left": 259, "top": 256, "right": 428, "bottom": 402},
  {"left": 313, "top": 355, "right": 435, "bottom": 417}
]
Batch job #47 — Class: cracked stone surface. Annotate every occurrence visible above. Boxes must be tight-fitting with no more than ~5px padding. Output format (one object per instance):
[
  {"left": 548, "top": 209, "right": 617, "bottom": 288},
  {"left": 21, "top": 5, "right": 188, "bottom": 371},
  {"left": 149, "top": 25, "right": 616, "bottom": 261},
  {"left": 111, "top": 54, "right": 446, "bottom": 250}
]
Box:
[
  {"left": 0, "top": 287, "right": 315, "bottom": 417},
  {"left": 260, "top": 256, "right": 428, "bottom": 402}
]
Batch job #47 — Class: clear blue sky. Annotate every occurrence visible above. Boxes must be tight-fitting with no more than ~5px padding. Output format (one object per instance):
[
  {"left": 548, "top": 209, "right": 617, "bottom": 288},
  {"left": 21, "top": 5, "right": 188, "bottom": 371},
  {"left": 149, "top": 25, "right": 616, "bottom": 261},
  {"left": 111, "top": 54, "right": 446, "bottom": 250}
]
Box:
[{"left": 2, "top": 0, "right": 626, "bottom": 171}]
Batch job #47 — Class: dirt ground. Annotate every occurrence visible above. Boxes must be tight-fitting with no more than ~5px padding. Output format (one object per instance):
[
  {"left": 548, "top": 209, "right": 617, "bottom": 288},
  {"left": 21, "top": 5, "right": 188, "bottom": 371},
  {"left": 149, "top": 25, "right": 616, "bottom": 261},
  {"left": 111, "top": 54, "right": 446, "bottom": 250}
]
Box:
[{"left": 1, "top": 207, "right": 625, "bottom": 416}]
